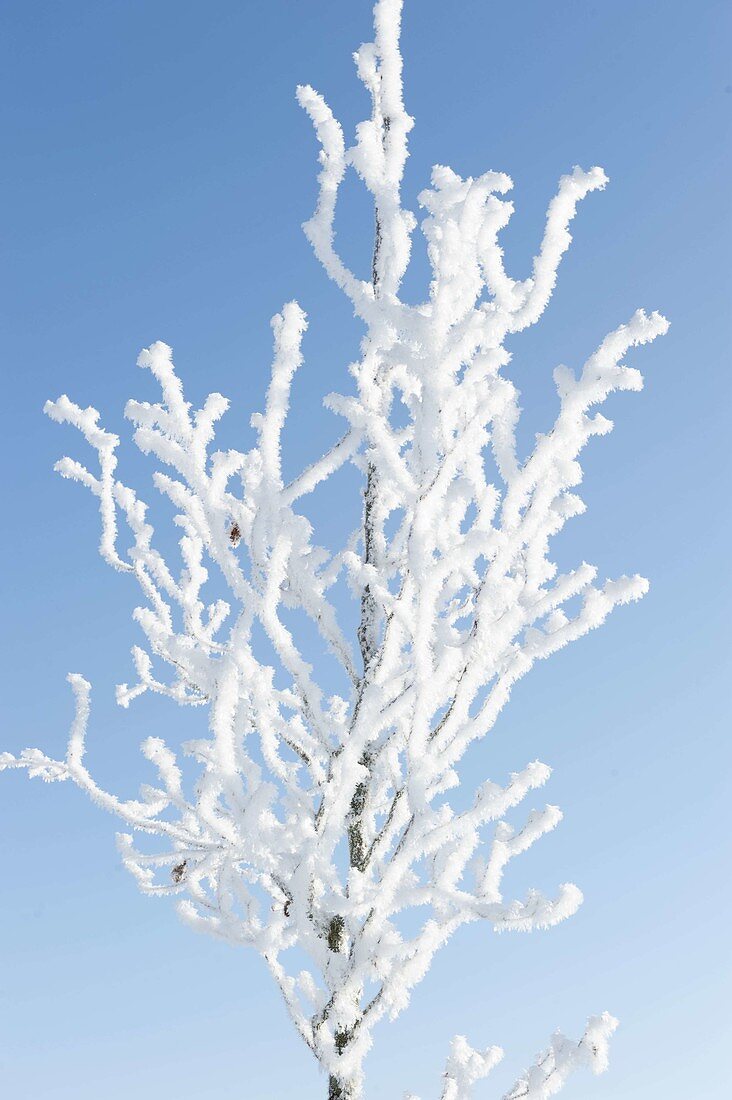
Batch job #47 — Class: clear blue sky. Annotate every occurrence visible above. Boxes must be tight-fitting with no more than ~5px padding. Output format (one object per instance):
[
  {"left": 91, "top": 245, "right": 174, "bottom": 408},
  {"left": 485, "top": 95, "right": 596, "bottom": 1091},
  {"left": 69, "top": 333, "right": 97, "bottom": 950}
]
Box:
[{"left": 1, "top": 2, "right": 729, "bottom": 1097}]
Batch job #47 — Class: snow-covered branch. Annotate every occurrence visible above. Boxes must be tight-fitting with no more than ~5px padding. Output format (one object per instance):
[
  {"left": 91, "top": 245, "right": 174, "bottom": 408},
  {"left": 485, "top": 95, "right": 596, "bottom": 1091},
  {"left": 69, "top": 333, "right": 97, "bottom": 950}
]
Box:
[
  {"left": 3, "top": 2, "right": 664, "bottom": 1097},
  {"left": 503, "top": 1014, "right": 619, "bottom": 1100}
]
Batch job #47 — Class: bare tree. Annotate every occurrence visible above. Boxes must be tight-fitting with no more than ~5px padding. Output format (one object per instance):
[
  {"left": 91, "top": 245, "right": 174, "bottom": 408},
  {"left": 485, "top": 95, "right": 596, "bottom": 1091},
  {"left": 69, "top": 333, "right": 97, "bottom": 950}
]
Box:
[{"left": 2, "top": 2, "right": 666, "bottom": 1097}]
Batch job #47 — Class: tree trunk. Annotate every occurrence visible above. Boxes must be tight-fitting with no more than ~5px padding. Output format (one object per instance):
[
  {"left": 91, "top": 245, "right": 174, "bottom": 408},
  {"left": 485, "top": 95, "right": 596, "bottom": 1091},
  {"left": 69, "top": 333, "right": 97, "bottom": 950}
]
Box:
[
  {"left": 328, "top": 1043, "right": 362, "bottom": 1100},
  {"left": 328, "top": 1073, "right": 357, "bottom": 1100},
  {"left": 327, "top": 113, "right": 390, "bottom": 1100}
]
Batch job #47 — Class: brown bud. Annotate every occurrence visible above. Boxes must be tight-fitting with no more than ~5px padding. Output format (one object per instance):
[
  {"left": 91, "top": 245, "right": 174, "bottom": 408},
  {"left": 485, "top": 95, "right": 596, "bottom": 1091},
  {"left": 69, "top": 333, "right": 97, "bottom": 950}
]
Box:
[{"left": 171, "top": 860, "right": 187, "bottom": 883}]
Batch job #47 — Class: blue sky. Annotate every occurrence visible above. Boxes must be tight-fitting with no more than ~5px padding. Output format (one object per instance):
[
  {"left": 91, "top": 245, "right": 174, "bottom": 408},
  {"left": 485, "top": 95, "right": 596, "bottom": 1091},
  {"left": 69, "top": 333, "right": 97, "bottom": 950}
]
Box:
[{"left": 0, "top": 1, "right": 730, "bottom": 1097}]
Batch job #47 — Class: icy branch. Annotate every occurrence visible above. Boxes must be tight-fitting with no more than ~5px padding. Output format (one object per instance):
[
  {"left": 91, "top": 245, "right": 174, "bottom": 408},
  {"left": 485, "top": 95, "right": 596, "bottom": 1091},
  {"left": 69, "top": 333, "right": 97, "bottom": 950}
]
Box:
[
  {"left": 4, "top": 2, "right": 665, "bottom": 1097},
  {"left": 503, "top": 1014, "right": 619, "bottom": 1099}
]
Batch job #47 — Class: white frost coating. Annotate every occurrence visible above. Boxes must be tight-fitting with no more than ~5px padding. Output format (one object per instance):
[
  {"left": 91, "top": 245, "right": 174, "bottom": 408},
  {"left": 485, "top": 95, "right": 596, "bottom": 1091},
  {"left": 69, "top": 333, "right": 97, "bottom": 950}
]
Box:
[
  {"left": 503, "top": 1014, "right": 619, "bottom": 1100},
  {"left": 440, "top": 1036, "right": 504, "bottom": 1100},
  {"left": 3, "top": 2, "right": 665, "bottom": 1098}
]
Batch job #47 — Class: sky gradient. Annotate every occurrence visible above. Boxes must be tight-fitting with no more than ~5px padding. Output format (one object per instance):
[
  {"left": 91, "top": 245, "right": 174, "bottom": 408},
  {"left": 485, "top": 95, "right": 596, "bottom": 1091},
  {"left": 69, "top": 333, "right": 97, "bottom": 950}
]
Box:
[{"left": 1, "top": 2, "right": 730, "bottom": 1097}]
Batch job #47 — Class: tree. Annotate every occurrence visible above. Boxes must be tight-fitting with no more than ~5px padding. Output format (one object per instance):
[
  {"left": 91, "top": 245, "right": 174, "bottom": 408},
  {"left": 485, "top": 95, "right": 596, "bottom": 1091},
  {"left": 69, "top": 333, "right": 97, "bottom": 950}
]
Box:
[{"left": 2, "top": 2, "right": 667, "bottom": 1097}]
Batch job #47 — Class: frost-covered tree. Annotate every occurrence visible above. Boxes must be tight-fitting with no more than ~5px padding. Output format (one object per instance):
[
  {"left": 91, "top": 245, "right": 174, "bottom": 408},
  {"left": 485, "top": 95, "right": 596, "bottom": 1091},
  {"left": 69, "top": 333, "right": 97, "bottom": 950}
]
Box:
[{"left": 2, "top": 2, "right": 667, "bottom": 1098}]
